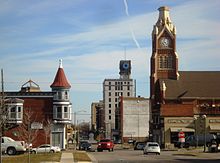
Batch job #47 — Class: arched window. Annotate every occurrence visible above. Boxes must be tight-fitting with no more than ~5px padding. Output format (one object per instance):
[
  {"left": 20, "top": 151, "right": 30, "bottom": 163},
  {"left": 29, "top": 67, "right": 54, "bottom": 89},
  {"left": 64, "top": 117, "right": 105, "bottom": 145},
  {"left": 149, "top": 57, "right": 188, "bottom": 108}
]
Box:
[{"left": 158, "top": 55, "right": 173, "bottom": 69}]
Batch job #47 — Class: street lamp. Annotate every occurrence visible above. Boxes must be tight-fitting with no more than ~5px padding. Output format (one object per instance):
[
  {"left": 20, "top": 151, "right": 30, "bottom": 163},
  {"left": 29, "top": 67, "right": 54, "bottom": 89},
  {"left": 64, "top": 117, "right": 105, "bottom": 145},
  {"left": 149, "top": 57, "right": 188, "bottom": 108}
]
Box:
[{"left": 202, "top": 114, "right": 207, "bottom": 152}]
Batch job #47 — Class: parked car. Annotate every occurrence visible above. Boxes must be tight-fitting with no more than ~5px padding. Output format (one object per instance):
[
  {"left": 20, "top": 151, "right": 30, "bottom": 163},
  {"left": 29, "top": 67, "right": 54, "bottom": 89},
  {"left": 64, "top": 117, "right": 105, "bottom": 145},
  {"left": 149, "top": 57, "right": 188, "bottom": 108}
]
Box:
[
  {"left": 128, "top": 139, "right": 135, "bottom": 144},
  {"left": 183, "top": 134, "right": 216, "bottom": 148},
  {"left": 31, "top": 144, "right": 61, "bottom": 154},
  {"left": 79, "top": 141, "right": 92, "bottom": 151},
  {"left": 1, "top": 136, "right": 26, "bottom": 155},
  {"left": 97, "top": 139, "right": 114, "bottom": 152},
  {"left": 143, "top": 142, "right": 160, "bottom": 155},
  {"left": 134, "top": 142, "right": 146, "bottom": 150}
]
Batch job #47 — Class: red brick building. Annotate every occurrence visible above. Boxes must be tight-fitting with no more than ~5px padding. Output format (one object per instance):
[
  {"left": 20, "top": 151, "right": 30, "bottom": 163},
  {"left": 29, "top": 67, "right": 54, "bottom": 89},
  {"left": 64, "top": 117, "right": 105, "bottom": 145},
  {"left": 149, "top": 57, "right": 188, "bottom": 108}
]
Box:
[
  {"left": 150, "top": 6, "right": 220, "bottom": 148},
  {"left": 2, "top": 60, "right": 72, "bottom": 149}
]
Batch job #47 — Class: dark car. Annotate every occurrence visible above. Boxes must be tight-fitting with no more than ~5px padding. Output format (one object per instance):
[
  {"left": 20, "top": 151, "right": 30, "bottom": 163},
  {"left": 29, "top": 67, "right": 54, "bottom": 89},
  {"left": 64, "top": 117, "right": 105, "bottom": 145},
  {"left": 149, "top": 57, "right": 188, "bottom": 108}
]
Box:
[
  {"left": 79, "top": 141, "right": 91, "bottom": 151},
  {"left": 97, "top": 139, "right": 114, "bottom": 152},
  {"left": 134, "top": 142, "right": 146, "bottom": 150}
]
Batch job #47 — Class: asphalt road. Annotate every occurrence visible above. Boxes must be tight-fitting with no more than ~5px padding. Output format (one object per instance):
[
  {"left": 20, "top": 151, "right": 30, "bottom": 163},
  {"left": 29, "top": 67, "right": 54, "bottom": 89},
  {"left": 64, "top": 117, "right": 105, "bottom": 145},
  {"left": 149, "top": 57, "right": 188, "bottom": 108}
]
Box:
[{"left": 88, "top": 149, "right": 220, "bottom": 163}]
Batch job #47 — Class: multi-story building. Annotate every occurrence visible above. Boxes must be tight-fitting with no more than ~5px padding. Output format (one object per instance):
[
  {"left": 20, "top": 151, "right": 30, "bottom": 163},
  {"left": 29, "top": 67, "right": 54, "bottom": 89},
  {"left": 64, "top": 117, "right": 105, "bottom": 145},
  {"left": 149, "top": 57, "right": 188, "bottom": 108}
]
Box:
[
  {"left": 119, "top": 96, "right": 150, "bottom": 143},
  {"left": 91, "top": 101, "right": 104, "bottom": 130},
  {"left": 150, "top": 6, "right": 220, "bottom": 148},
  {"left": 2, "top": 60, "right": 72, "bottom": 149},
  {"left": 103, "top": 60, "right": 135, "bottom": 140}
]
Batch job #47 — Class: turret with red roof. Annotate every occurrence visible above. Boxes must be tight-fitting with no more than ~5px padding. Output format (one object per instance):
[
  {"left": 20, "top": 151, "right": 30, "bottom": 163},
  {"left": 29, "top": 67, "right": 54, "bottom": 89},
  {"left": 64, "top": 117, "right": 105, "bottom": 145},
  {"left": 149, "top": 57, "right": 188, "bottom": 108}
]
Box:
[{"left": 50, "top": 59, "right": 71, "bottom": 89}]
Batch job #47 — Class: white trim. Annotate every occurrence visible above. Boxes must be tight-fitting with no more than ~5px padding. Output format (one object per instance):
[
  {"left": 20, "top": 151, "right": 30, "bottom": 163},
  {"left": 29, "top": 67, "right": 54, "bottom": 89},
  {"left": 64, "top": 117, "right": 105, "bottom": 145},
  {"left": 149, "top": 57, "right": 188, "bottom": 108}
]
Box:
[{"left": 53, "top": 102, "right": 70, "bottom": 105}]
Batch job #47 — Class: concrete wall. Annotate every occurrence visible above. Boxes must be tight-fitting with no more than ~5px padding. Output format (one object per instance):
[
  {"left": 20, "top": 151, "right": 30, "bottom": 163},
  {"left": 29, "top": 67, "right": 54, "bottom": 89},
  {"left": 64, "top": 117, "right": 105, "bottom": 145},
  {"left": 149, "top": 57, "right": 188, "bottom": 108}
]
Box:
[{"left": 122, "top": 97, "right": 149, "bottom": 141}]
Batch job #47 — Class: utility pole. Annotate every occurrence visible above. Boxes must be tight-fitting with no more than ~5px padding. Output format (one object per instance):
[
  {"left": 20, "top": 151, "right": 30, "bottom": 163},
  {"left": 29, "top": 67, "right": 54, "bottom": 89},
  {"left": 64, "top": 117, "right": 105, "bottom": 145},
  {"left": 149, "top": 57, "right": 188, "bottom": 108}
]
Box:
[{"left": 0, "top": 69, "right": 5, "bottom": 163}]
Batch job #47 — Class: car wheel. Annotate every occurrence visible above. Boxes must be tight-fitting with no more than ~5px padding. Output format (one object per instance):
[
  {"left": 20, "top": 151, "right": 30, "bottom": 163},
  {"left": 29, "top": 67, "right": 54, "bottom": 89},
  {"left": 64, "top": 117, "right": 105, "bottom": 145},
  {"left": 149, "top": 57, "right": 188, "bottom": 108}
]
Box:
[
  {"left": 7, "top": 147, "right": 16, "bottom": 155},
  {"left": 32, "top": 150, "right": 36, "bottom": 154},
  {"left": 50, "top": 150, "right": 55, "bottom": 153},
  {"left": 112, "top": 148, "right": 114, "bottom": 152},
  {"left": 158, "top": 152, "right": 160, "bottom": 155}
]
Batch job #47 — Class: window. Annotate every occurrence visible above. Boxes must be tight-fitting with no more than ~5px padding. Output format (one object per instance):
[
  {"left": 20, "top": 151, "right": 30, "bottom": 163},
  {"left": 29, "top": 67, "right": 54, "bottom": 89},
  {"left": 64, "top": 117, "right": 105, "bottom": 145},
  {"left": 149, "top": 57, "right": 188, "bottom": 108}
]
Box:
[
  {"left": 109, "top": 104, "right": 111, "bottom": 108},
  {"left": 109, "top": 110, "right": 111, "bottom": 114},
  {"left": 17, "top": 106, "right": 22, "bottom": 118},
  {"left": 115, "top": 98, "right": 117, "bottom": 102},
  {"left": 58, "top": 92, "right": 62, "bottom": 99},
  {"left": 109, "top": 115, "right": 111, "bottom": 120},
  {"left": 10, "top": 106, "right": 16, "bottom": 119},
  {"left": 109, "top": 98, "right": 111, "bottom": 102},
  {"left": 158, "top": 55, "right": 173, "bottom": 69},
  {"left": 127, "top": 86, "right": 130, "bottom": 90},
  {"left": 127, "top": 92, "right": 130, "bottom": 96},
  {"left": 57, "top": 107, "right": 62, "bottom": 118},
  {"left": 54, "top": 106, "right": 70, "bottom": 119},
  {"left": 109, "top": 86, "right": 111, "bottom": 90},
  {"left": 109, "top": 92, "right": 111, "bottom": 96},
  {"left": 64, "top": 91, "right": 69, "bottom": 100},
  {"left": 109, "top": 82, "right": 111, "bottom": 85},
  {"left": 64, "top": 106, "right": 69, "bottom": 118}
]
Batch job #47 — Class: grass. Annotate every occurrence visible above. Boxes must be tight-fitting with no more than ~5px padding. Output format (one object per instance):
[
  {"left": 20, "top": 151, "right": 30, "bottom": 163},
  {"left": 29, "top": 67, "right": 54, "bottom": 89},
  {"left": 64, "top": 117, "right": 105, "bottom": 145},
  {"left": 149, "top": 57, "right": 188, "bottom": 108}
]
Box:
[
  {"left": 73, "top": 151, "right": 91, "bottom": 162},
  {"left": 2, "top": 152, "right": 61, "bottom": 163}
]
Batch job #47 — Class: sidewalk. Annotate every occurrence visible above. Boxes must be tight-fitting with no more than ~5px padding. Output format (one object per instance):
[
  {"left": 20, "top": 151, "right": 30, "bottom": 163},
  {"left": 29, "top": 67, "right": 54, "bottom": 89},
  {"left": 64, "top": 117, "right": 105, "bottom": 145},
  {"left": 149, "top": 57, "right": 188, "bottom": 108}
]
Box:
[
  {"left": 60, "top": 152, "right": 74, "bottom": 163},
  {"left": 60, "top": 151, "right": 94, "bottom": 163}
]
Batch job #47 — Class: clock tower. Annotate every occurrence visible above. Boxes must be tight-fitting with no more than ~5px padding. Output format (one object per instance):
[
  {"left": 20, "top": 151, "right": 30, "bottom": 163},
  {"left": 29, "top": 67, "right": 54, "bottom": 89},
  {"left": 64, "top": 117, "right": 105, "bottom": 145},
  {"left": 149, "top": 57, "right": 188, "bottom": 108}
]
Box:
[
  {"left": 150, "top": 6, "right": 179, "bottom": 98},
  {"left": 119, "top": 60, "right": 131, "bottom": 79}
]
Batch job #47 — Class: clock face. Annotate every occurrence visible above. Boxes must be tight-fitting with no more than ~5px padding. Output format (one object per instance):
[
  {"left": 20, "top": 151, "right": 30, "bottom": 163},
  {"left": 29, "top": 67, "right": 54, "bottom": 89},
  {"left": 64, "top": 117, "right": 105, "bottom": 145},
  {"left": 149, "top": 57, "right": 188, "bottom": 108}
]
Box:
[
  {"left": 122, "top": 63, "right": 129, "bottom": 69},
  {"left": 160, "top": 37, "right": 170, "bottom": 47}
]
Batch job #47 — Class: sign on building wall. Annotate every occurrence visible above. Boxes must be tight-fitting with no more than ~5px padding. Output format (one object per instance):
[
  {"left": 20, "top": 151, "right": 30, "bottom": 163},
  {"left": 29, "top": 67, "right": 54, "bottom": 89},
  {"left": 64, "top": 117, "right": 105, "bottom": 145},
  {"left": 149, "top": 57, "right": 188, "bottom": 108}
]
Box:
[{"left": 31, "top": 122, "right": 43, "bottom": 129}]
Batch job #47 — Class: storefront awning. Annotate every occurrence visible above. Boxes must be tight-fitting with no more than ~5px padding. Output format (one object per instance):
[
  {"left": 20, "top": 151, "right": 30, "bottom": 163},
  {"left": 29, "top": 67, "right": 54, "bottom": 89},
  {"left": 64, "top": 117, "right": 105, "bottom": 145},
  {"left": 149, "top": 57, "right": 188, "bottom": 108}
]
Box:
[
  {"left": 170, "top": 127, "right": 195, "bottom": 132},
  {"left": 209, "top": 125, "right": 220, "bottom": 132}
]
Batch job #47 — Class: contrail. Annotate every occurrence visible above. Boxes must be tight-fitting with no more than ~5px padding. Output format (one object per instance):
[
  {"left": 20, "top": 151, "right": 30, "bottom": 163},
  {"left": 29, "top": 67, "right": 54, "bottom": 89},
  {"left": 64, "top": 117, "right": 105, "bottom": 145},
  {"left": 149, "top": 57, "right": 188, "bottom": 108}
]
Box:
[
  {"left": 123, "top": 0, "right": 141, "bottom": 49},
  {"left": 124, "top": 0, "right": 129, "bottom": 16}
]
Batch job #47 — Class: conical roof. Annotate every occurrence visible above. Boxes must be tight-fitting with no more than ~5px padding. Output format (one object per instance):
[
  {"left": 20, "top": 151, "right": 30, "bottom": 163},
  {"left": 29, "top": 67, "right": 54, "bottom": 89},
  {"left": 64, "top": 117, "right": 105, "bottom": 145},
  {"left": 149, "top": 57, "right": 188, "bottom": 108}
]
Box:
[{"left": 50, "top": 59, "right": 71, "bottom": 88}]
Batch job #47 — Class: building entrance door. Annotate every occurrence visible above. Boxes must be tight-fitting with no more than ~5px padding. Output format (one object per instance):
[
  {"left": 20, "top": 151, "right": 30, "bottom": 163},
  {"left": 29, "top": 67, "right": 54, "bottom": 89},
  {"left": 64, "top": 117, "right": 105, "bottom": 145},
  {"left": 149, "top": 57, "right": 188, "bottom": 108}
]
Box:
[{"left": 52, "top": 132, "right": 63, "bottom": 148}]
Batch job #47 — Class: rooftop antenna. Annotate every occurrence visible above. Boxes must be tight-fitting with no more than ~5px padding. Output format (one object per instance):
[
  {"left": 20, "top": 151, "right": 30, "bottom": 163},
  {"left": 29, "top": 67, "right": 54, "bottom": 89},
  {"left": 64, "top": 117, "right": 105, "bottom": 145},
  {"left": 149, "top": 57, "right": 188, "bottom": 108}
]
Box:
[{"left": 124, "top": 47, "right": 127, "bottom": 60}]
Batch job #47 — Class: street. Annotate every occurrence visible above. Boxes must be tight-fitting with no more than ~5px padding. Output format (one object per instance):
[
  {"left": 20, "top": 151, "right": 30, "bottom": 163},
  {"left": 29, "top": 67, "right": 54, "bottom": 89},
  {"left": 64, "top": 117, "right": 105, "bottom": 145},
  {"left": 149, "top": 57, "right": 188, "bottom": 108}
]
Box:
[{"left": 88, "top": 149, "right": 220, "bottom": 163}]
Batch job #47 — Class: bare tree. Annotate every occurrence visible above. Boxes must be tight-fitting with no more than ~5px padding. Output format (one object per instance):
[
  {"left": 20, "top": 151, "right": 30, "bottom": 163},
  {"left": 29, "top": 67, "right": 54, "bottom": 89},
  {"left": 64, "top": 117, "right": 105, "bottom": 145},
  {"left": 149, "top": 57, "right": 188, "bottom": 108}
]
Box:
[
  {"left": 16, "top": 108, "right": 39, "bottom": 147},
  {"left": 43, "top": 118, "right": 52, "bottom": 145}
]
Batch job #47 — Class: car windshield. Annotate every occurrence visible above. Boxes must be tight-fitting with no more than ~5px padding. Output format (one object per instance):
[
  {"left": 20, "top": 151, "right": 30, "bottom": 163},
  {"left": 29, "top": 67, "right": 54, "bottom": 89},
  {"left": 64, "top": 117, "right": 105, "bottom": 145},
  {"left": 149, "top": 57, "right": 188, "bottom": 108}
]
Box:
[
  {"left": 148, "top": 144, "right": 158, "bottom": 147},
  {"left": 5, "top": 137, "right": 15, "bottom": 142},
  {"left": 100, "top": 139, "right": 111, "bottom": 142}
]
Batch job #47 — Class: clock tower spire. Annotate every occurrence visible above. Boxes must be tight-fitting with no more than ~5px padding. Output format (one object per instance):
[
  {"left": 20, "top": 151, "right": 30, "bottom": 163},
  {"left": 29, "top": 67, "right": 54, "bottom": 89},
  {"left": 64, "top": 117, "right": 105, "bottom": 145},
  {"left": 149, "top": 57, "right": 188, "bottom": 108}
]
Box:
[{"left": 150, "top": 6, "right": 179, "bottom": 98}]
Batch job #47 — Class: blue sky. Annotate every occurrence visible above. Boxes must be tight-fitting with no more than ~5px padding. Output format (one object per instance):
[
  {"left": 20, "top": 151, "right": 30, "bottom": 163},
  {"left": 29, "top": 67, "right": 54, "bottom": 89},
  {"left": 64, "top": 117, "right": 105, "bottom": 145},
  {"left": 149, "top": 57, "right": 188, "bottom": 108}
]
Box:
[{"left": 1, "top": 0, "right": 220, "bottom": 121}]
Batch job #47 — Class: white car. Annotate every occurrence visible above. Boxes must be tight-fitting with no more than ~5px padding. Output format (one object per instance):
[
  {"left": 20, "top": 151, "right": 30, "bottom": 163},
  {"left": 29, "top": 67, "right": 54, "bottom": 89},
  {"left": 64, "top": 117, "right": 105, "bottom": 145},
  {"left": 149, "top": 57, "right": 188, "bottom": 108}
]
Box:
[
  {"left": 143, "top": 142, "right": 160, "bottom": 155},
  {"left": 1, "top": 136, "right": 26, "bottom": 155},
  {"left": 31, "top": 144, "right": 61, "bottom": 154}
]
